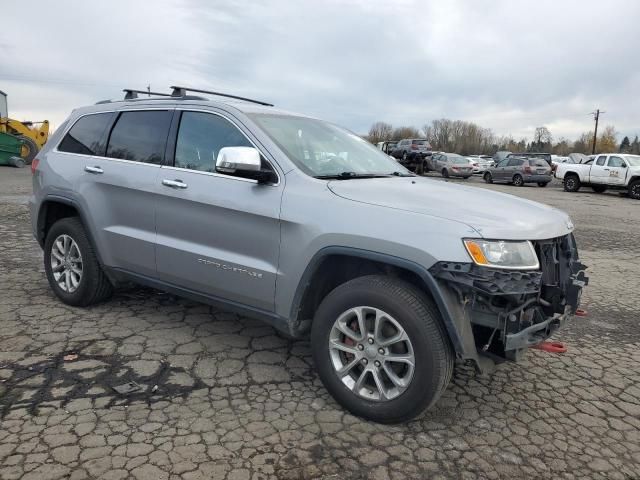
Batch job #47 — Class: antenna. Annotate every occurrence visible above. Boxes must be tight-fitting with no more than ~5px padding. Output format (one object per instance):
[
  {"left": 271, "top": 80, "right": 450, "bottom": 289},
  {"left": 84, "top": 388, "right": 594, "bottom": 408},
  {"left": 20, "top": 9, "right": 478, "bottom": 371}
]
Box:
[{"left": 169, "top": 85, "right": 273, "bottom": 106}]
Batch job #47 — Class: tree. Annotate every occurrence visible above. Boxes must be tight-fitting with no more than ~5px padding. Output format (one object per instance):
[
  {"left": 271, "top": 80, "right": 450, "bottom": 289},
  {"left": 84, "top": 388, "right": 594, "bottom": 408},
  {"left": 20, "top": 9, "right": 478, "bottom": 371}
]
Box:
[
  {"left": 631, "top": 136, "right": 640, "bottom": 155},
  {"left": 367, "top": 121, "right": 393, "bottom": 144},
  {"left": 391, "top": 126, "right": 421, "bottom": 141},
  {"left": 596, "top": 126, "right": 617, "bottom": 153},
  {"left": 619, "top": 136, "right": 631, "bottom": 153},
  {"left": 552, "top": 137, "right": 571, "bottom": 156},
  {"left": 573, "top": 132, "right": 593, "bottom": 154},
  {"left": 532, "top": 126, "right": 552, "bottom": 152}
]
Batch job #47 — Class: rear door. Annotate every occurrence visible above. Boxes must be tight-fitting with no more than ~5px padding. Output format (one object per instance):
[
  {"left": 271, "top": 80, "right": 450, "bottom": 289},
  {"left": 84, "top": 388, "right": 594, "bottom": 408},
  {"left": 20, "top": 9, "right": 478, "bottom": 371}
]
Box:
[
  {"left": 589, "top": 155, "right": 609, "bottom": 183},
  {"left": 62, "top": 109, "right": 172, "bottom": 277},
  {"left": 154, "top": 109, "right": 283, "bottom": 312}
]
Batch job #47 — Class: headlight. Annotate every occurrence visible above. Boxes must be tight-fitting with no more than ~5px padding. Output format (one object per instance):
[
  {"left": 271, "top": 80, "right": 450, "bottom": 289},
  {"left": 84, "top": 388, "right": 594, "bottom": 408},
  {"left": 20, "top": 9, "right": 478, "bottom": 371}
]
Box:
[{"left": 463, "top": 239, "right": 539, "bottom": 270}]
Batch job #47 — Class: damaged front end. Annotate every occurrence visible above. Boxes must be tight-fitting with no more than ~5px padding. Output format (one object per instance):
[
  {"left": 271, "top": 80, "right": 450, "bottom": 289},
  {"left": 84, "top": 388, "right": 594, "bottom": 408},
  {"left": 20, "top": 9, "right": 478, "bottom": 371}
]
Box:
[{"left": 430, "top": 234, "right": 588, "bottom": 370}]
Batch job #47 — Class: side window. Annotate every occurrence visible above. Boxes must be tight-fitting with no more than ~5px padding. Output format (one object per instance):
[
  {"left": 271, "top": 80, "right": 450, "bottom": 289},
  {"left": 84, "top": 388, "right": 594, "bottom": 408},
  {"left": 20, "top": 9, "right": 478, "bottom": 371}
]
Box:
[
  {"left": 174, "top": 111, "right": 276, "bottom": 182},
  {"left": 106, "top": 111, "right": 172, "bottom": 164},
  {"left": 58, "top": 113, "right": 113, "bottom": 155},
  {"left": 507, "top": 159, "right": 522, "bottom": 167},
  {"left": 497, "top": 159, "right": 509, "bottom": 167},
  {"left": 596, "top": 156, "right": 607, "bottom": 166},
  {"left": 608, "top": 156, "right": 625, "bottom": 167},
  {"left": 174, "top": 112, "right": 252, "bottom": 172}
]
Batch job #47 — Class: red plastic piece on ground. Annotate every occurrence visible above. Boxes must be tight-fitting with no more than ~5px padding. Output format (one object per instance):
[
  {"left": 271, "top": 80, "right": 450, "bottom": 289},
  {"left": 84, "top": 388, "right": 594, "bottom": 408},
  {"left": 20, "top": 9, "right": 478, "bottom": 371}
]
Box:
[
  {"left": 532, "top": 341, "right": 567, "bottom": 353},
  {"left": 575, "top": 309, "right": 588, "bottom": 317}
]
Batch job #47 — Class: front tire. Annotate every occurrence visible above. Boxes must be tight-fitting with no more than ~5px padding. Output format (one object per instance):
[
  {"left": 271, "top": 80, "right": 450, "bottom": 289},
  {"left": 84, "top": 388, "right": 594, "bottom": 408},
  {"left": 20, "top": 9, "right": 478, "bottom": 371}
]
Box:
[
  {"left": 629, "top": 180, "right": 640, "bottom": 200},
  {"left": 513, "top": 174, "right": 524, "bottom": 186},
  {"left": 441, "top": 168, "right": 449, "bottom": 178},
  {"left": 311, "top": 275, "right": 453, "bottom": 424},
  {"left": 44, "top": 217, "right": 113, "bottom": 307},
  {"left": 563, "top": 174, "right": 581, "bottom": 192},
  {"left": 484, "top": 172, "right": 493, "bottom": 183}
]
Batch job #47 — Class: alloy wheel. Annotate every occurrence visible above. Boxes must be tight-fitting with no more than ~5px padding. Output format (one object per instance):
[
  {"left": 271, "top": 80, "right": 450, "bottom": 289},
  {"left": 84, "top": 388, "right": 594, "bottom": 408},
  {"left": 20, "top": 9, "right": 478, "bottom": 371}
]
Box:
[
  {"left": 50, "top": 234, "right": 83, "bottom": 293},
  {"left": 328, "top": 306, "right": 415, "bottom": 402}
]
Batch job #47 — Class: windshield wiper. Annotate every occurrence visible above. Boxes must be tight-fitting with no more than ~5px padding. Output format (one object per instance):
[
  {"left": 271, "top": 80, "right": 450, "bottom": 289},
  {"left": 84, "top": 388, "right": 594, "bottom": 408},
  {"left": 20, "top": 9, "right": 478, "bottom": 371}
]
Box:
[
  {"left": 315, "top": 171, "right": 412, "bottom": 180},
  {"left": 315, "top": 172, "right": 390, "bottom": 180}
]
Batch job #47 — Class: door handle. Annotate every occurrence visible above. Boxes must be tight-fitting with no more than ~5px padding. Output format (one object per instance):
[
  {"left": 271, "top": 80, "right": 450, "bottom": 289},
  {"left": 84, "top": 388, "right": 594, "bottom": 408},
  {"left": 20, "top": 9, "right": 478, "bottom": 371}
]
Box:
[
  {"left": 84, "top": 166, "right": 103, "bottom": 174},
  {"left": 162, "top": 179, "right": 188, "bottom": 189},
  {"left": 603, "top": 168, "right": 610, "bottom": 171}
]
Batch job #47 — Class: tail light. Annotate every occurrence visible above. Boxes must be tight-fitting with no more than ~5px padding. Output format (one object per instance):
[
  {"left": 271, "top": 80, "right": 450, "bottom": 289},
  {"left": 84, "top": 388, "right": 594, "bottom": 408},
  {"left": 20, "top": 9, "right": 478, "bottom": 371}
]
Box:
[
  {"left": 524, "top": 165, "right": 532, "bottom": 174},
  {"left": 31, "top": 158, "right": 40, "bottom": 175},
  {"left": 452, "top": 166, "right": 459, "bottom": 170}
]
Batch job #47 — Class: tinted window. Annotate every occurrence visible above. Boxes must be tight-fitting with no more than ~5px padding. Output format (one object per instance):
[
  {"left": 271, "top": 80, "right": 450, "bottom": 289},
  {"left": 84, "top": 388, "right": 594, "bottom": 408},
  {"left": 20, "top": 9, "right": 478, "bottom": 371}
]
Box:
[
  {"left": 497, "top": 159, "right": 509, "bottom": 167},
  {"left": 58, "top": 113, "right": 113, "bottom": 155},
  {"left": 106, "top": 111, "right": 172, "bottom": 164},
  {"left": 174, "top": 112, "right": 252, "bottom": 172},
  {"left": 530, "top": 159, "right": 548, "bottom": 167},
  {"left": 507, "top": 159, "right": 524, "bottom": 166},
  {"left": 608, "top": 156, "right": 625, "bottom": 167},
  {"left": 596, "top": 156, "right": 607, "bottom": 166}
]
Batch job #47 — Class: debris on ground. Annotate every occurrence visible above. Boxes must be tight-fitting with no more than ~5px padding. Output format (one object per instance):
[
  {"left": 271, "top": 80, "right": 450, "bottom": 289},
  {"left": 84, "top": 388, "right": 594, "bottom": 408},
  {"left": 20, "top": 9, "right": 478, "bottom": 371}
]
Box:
[{"left": 112, "top": 381, "right": 142, "bottom": 395}]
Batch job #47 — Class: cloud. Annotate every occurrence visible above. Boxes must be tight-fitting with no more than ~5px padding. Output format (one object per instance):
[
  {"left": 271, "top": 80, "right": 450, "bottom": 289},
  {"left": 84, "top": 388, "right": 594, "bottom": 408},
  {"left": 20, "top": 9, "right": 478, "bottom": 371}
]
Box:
[{"left": 1, "top": 0, "right": 638, "bottom": 140}]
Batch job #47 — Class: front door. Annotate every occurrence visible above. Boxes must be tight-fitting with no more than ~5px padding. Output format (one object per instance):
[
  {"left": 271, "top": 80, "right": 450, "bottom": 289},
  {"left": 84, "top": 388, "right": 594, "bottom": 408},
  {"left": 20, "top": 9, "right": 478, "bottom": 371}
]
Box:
[
  {"left": 605, "top": 155, "right": 628, "bottom": 185},
  {"left": 589, "top": 155, "right": 609, "bottom": 184},
  {"left": 154, "top": 110, "right": 282, "bottom": 312}
]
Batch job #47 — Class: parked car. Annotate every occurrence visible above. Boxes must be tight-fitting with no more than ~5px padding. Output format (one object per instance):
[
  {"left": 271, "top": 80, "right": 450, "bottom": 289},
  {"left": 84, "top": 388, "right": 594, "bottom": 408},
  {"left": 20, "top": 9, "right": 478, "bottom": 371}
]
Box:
[
  {"left": 465, "top": 157, "right": 480, "bottom": 174},
  {"left": 484, "top": 156, "right": 552, "bottom": 187},
  {"left": 390, "top": 138, "right": 431, "bottom": 173},
  {"left": 30, "top": 86, "right": 587, "bottom": 423},
  {"left": 431, "top": 153, "right": 473, "bottom": 178},
  {"left": 376, "top": 141, "right": 397, "bottom": 156},
  {"left": 467, "top": 156, "right": 493, "bottom": 173},
  {"left": 508, "top": 152, "right": 552, "bottom": 167},
  {"left": 555, "top": 153, "right": 640, "bottom": 198}
]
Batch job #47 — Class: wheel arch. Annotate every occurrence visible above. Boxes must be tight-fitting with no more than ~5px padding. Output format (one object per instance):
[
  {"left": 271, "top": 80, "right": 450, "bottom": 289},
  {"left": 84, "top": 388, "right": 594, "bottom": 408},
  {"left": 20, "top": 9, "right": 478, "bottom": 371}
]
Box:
[
  {"left": 37, "top": 196, "right": 104, "bottom": 265},
  {"left": 289, "top": 247, "right": 466, "bottom": 356}
]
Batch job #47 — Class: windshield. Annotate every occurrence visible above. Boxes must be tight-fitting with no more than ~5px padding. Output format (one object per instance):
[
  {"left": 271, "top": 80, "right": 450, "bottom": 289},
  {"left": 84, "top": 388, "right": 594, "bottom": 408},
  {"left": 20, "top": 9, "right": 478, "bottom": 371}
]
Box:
[
  {"left": 249, "top": 113, "right": 408, "bottom": 177},
  {"left": 626, "top": 155, "right": 640, "bottom": 166}
]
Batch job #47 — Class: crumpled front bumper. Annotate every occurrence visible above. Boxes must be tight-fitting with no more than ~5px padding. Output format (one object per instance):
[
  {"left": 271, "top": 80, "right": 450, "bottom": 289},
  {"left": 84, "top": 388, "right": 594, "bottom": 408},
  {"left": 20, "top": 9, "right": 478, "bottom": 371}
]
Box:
[{"left": 429, "top": 233, "right": 588, "bottom": 362}]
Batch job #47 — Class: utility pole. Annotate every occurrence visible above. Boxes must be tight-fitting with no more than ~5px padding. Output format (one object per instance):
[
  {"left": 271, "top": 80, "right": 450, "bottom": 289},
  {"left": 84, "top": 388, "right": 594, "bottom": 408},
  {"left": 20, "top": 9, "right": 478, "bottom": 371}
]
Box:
[
  {"left": 591, "top": 109, "right": 605, "bottom": 154},
  {"left": 147, "top": 84, "right": 151, "bottom": 97}
]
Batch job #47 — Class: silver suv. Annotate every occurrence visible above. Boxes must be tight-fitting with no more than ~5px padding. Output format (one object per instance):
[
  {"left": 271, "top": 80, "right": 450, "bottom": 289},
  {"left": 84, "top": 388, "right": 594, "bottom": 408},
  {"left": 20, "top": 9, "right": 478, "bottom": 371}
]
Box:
[{"left": 30, "top": 86, "right": 588, "bottom": 423}]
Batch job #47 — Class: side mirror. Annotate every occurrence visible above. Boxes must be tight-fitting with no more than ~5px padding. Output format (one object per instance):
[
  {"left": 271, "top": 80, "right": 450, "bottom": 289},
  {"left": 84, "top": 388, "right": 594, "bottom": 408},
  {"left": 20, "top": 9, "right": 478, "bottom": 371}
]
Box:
[
  {"left": 621, "top": 162, "right": 627, "bottom": 168},
  {"left": 216, "top": 147, "right": 261, "bottom": 174}
]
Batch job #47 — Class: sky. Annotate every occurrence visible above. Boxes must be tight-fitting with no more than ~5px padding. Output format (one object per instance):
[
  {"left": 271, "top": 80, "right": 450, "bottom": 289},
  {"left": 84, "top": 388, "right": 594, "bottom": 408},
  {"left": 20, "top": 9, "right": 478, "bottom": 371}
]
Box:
[{"left": 1, "top": 0, "right": 639, "bottom": 142}]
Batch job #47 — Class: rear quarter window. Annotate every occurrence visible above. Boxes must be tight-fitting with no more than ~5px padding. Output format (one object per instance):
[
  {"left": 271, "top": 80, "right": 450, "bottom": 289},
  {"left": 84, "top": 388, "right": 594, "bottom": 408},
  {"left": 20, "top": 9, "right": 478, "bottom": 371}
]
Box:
[
  {"left": 530, "top": 159, "right": 548, "bottom": 167},
  {"left": 58, "top": 112, "right": 114, "bottom": 155}
]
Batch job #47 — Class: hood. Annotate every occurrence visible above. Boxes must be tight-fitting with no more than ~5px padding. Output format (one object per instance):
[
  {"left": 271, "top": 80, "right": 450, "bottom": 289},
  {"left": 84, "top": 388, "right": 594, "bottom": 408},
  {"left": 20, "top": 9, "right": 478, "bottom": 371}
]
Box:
[{"left": 328, "top": 177, "right": 574, "bottom": 240}]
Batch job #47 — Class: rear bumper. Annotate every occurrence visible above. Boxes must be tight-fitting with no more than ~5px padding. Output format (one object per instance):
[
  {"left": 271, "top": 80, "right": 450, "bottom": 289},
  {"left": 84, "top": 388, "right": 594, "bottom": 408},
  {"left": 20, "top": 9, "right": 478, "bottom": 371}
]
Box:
[{"left": 523, "top": 174, "right": 552, "bottom": 183}]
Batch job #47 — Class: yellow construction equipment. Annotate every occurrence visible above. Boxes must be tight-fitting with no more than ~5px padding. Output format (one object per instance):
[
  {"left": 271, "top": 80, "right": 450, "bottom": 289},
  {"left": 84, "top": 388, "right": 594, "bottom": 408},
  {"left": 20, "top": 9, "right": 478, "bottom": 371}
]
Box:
[{"left": 0, "top": 90, "right": 49, "bottom": 164}]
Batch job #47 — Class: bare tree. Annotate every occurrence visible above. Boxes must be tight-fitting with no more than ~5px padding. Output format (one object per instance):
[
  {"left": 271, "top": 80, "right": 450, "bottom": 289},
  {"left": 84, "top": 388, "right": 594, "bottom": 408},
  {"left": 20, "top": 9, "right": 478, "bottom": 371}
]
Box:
[
  {"left": 533, "top": 126, "right": 552, "bottom": 151},
  {"left": 391, "top": 126, "right": 421, "bottom": 141},
  {"left": 367, "top": 121, "right": 393, "bottom": 144}
]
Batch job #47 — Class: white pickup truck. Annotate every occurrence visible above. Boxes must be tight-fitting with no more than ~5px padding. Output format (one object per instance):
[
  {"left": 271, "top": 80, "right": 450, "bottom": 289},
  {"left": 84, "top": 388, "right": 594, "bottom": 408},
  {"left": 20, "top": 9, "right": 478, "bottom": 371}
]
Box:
[{"left": 555, "top": 153, "right": 640, "bottom": 199}]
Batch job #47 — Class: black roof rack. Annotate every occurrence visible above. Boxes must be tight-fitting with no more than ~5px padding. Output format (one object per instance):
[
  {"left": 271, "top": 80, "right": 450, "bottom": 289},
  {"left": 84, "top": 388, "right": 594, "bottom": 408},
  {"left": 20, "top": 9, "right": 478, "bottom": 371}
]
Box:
[
  {"left": 170, "top": 85, "right": 273, "bottom": 107},
  {"left": 123, "top": 88, "right": 172, "bottom": 100}
]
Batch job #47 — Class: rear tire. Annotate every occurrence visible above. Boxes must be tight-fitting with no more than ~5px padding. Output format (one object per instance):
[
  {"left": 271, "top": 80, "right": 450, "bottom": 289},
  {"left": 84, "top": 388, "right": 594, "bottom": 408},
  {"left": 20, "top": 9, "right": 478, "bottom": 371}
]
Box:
[
  {"left": 17, "top": 136, "right": 39, "bottom": 165},
  {"left": 484, "top": 172, "right": 493, "bottom": 183},
  {"left": 592, "top": 185, "right": 607, "bottom": 193},
  {"left": 537, "top": 182, "right": 548, "bottom": 187},
  {"left": 311, "top": 275, "right": 453, "bottom": 424},
  {"left": 44, "top": 217, "right": 113, "bottom": 307},
  {"left": 441, "top": 168, "right": 449, "bottom": 178},
  {"left": 563, "top": 174, "right": 581, "bottom": 192},
  {"left": 629, "top": 180, "right": 640, "bottom": 200},
  {"left": 513, "top": 174, "right": 524, "bottom": 186}
]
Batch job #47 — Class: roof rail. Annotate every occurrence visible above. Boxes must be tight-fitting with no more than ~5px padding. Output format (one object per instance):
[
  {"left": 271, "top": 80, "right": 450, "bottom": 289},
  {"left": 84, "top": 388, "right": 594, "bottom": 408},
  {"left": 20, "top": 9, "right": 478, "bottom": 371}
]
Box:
[
  {"left": 170, "top": 85, "right": 273, "bottom": 107},
  {"left": 123, "top": 88, "right": 172, "bottom": 100}
]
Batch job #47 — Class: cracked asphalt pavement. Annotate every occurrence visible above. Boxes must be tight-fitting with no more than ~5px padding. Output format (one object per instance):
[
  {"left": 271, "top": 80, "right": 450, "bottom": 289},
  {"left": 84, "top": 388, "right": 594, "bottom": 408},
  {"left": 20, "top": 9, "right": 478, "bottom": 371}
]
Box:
[{"left": 1, "top": 167, "right": 639, "bottom": 479}]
